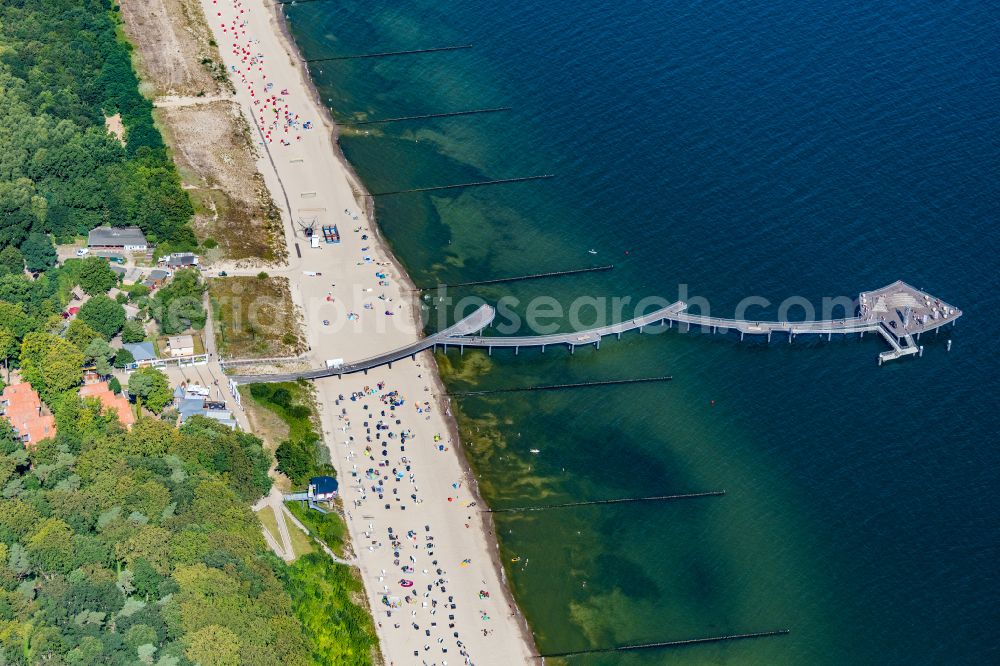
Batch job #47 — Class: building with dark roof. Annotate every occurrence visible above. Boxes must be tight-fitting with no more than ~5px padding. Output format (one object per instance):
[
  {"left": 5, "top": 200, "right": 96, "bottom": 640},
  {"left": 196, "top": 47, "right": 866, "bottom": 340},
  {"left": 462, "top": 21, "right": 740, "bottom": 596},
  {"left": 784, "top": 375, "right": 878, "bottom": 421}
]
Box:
[
  {"left": 309, "top": 476, "right": 339, "bottom": 500},
  {"left": 162, "top": 252, "right": 199, "bottom": 268},
  {"left": 87, "top": 226, "right": 148, "bottom": 252}
]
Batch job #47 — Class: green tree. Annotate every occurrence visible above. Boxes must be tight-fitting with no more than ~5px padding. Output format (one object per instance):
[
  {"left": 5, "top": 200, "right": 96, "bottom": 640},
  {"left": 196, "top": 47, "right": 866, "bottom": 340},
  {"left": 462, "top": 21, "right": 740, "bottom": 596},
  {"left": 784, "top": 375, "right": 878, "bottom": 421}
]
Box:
[
  {"left": 77, "top": 257, "right": 118, "bottom": 296},
  {"left": 26, "top": 518, "right": 75, "bottom": 572},
  {"left": 83, "top": 337, "right": 115, "bottom": 365},
  {"left": 275, "top": 438, "right": 315, "bottom": 485},
  {"left": 114, "top": 347, "right": 136, "bottom": 368},
  {"left": 0, "top": 301, "right": 35, "bottom": 341},
  {"left": 0, "top": 328, "right": 14, "bottom": 381},
  {"left": 78, "top": 294, "right": 126, "bottom": 339},
  {"left": 20, "top": 233, "right": 57, "bottom": 272},
  {"left": 151, "top": 269, "right": 206, "bottom": 335},
  {"left": 185, "top": 624, "right": 241, "bottom": 666},
  {"left": 0, "top": 245, "right": 24, "bottom": 276},
  {"left": 108, "top": 376, "right": 122, "bottom": 394},
  {"left": 66, "top": 318, "right": 103, "bottom": 352},
  {"left": 128, "top": 367, "right": 172, "bottom": 413},
  {"left": 20, "top": 332, "right": 84, "bottom": 402},
  {"left": 122, "top": 319, "right": 146, "bottom": 343}
]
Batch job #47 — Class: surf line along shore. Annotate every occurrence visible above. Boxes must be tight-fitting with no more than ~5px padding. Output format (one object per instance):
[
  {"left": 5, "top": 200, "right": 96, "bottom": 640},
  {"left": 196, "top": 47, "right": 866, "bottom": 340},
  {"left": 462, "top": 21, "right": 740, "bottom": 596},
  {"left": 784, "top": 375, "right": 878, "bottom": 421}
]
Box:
[{"left": 199, "top": 0, "right": 537, "bottom": 663}]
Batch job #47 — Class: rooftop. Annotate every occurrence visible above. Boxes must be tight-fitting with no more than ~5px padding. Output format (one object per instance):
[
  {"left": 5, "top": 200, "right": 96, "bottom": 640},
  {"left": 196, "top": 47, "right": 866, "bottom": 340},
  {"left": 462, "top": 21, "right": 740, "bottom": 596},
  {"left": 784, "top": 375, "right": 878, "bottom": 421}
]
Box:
[
  {"left": 0, "top": 383, "right": 56, "bottom": 447},
  {"left": 177, "top": 395, "right": 235, "bottom": 429},
  {"left": 164, "top": 253, "right": 199, "bottom": 267},
  {"left": 79, "top": 382, "right": 135, "bottom": 429},
  {"left": 310, "top": 475, "right": 339, "bottom": 496},
  {"left": 88, "top": 226, "right": 148, "bottom": 248},
  {"left": 123, "top": 342, "right": 158, "bottom": 362},
  {"left": 168, "top": 334, "right": 194, "bottom": 349}
]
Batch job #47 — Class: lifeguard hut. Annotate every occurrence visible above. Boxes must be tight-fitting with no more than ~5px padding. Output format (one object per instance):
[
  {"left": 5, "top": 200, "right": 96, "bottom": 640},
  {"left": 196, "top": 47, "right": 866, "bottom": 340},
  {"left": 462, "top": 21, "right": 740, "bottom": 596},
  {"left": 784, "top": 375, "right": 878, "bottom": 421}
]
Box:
[{"left": 284, "top": 475, "right": 338, "bottom": 513}]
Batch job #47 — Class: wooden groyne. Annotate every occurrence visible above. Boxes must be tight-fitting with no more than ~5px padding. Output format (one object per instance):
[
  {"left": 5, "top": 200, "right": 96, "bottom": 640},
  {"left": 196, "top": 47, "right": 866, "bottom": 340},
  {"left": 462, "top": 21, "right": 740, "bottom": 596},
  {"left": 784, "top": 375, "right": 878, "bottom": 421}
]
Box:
[
  {"left": 371, "top": 174, "right": 554, "bottom": 197},
  {"left": 418, "top": 264, "right": 613, "bottom": 290},
  {"left": 305, "top": 45, "right": 472, "bottom": 63},
  {"left": 488, "top": 490, "right": 723, "bottom": 513},
  {"left": 536, "top": 629, "right": 790, "bottom": 659},
  {"left": 449, "top": 375, "right": 670, "bottom": 397},
  {"left": 342, "top": 107, "right": 512, "bottom": 126}
]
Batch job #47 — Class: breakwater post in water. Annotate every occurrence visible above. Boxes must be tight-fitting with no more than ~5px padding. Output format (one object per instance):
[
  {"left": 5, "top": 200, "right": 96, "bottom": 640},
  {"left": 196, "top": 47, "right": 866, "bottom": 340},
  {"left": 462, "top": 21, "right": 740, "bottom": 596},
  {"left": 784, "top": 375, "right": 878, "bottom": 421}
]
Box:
[
  {"left": 342, "top": 107, "right": 512, "bottom": 126},
  {"left": 535, "top": 629, "right": 790, "bottom": 658},
  {"left": 487, "top": 490, "right": 723, "bottom": 513},
  {"left": 305, "top": 44, "right": 473, "bottom": 63},
  {"left": 418, "top": 264, "right": 613, "bottom": 291},
  {"left": 276, "top": 0, "right": 337, "bottom": 6},
  {"left": 449, "top": 375, "right": 670, "bottom": 397},
  {"left": 371, "top": 174, "right": 554, "bottom": 197}
]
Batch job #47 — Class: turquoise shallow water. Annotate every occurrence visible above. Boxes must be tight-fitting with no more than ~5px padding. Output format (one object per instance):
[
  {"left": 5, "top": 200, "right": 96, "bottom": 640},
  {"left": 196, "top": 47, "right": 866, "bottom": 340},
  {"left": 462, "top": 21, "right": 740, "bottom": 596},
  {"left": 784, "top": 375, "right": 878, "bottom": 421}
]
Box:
[{"left": 284, "top": 0, "right": 999, "bottom": 662}]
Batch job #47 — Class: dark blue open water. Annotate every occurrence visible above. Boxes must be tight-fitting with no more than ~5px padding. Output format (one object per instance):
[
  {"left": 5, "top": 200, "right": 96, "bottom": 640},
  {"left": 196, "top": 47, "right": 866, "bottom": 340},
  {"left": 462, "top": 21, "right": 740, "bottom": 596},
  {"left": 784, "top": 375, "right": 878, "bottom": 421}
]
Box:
[{"left": 284, "top": 0, "right": 1000, "bottom": 662}]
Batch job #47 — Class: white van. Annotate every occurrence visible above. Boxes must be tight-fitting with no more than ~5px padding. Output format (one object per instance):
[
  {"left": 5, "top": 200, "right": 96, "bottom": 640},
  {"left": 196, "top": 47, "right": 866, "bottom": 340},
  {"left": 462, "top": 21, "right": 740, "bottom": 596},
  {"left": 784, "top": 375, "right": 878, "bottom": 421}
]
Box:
[{"left": 76, "top": 248, "right": 90, "bottom": 257}]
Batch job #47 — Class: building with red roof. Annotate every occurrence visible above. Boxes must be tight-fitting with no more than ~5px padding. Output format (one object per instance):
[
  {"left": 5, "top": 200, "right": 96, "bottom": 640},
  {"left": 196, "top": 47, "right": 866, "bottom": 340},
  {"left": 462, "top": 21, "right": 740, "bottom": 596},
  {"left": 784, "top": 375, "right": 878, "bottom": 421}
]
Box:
[
  {"left": 0, "top": 383, "right": 57, "bottom": 447},
  {"left": 79, "top": 381, "right": 135, "bottom": 429}
]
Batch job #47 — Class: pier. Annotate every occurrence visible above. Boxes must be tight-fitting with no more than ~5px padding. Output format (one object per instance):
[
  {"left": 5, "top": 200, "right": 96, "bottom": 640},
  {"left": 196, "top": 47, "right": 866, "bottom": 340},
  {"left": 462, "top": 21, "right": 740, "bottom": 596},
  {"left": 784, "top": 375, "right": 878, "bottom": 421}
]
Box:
[
  {"left": 342, "top": 107, "right": 512, "bottom": 126},
  {"left": 231, "top": 281, "right": 960, "bottom": 385},
  {"left": 449, "top": 375, "right": 671, "bottom": 397},
  {"left": 305, "top": 45, "right": 472, "bottom": 63},
  {"left": 438, "top": 301, "right": 688, "bottom": 356},
  {"left": 371, "top": 174, "right": 554, "bottom": 197},
  {"left": 536, "top": 629, "right": 790, "bottom": 659},
  {"left": 487, "top": 490, "right": 723, "bottom": 513},
  {"left": 416, "top": 264, "right": 613, "bottom": 290},
  {"left": 441, "top": 281, "right": 961, "bottom": 364}
]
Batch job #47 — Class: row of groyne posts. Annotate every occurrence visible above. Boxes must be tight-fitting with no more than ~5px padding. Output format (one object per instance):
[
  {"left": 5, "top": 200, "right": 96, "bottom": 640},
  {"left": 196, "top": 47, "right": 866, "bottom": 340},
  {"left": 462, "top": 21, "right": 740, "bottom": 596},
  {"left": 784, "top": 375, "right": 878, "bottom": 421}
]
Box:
[{"left": 266, "top": 8, "right": 963, "bottom": 656}]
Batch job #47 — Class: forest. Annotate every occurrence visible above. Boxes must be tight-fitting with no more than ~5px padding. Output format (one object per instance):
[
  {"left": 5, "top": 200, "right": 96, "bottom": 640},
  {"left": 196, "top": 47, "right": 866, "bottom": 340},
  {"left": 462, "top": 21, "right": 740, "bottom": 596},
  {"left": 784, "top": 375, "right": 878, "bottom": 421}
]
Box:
[
  {"left": 0, "top": 2, "right": 378, "bottom": 664},
  {"left": 0, "top": 0, "right": 194, "bottom": 252},
  {"left": 0, "top": 407, "right": 310, "bottom": 665}
]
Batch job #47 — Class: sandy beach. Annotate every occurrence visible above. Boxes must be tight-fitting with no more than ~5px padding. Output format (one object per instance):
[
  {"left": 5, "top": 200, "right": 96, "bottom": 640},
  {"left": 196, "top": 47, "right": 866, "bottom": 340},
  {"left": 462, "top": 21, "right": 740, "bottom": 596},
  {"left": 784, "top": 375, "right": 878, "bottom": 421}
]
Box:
[{"left": 197, "top": 1, "right": 536, "bottom": 663}]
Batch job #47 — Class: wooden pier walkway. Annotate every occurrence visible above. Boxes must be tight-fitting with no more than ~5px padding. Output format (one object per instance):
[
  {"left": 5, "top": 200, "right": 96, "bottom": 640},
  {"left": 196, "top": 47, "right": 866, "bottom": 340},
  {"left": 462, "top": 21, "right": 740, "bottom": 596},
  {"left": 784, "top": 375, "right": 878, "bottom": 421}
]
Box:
[
  {"left": 440, "top": 281, "right": 961, "bottom": 364},
  {"left": 437, "top": 301, "right": 688, "bottom": 355},
  {"left": 231, "top": 281, "right": 960, "bottom": 385}
]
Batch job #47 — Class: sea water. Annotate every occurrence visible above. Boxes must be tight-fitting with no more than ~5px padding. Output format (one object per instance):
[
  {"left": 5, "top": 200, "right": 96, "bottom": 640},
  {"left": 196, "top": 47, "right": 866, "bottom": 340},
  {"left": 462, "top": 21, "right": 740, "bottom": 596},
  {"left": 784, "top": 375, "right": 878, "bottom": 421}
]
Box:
[{"left": 285, "top": 0, "right": 999, "bottom": 662}]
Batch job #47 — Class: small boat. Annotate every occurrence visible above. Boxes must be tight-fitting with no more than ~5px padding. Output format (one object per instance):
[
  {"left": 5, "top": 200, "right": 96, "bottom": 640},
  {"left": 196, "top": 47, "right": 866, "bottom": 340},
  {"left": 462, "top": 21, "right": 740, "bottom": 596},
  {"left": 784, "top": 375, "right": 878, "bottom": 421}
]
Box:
[
  {"left": 529, "top": 449, "right": 540, "bottom": 454},
  {"left": 588, "top": 249, "right": 597, "bottom": 255}
]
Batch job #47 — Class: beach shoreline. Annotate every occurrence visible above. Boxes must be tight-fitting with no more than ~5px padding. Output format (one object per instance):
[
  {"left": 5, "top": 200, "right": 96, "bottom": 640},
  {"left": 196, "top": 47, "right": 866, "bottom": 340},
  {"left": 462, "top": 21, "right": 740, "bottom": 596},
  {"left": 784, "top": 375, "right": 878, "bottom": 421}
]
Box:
[
  {"left": 266, "top": 4, "right": 539, "bottom": 654},
  {"left": 224, "top": 0, "right": 540, "bottom": 660}
]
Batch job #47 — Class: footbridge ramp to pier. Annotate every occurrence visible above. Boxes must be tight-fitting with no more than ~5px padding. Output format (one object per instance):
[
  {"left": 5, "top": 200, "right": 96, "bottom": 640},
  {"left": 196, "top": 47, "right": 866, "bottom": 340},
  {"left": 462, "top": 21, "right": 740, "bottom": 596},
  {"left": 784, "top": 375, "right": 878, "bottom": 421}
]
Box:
[{"left": 231, "top": 304, "right": 495, "bottom": 384}]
